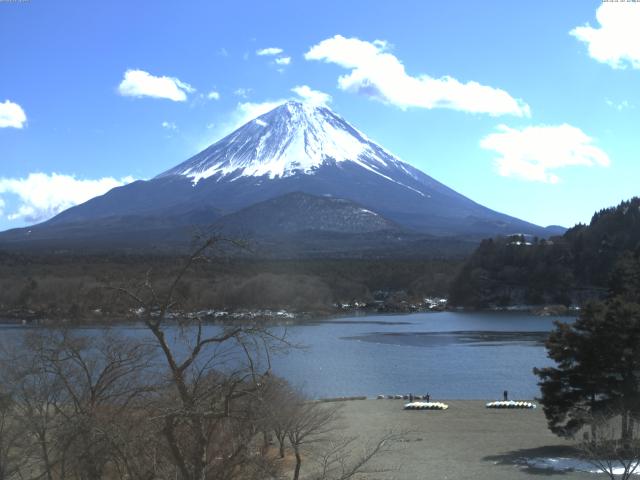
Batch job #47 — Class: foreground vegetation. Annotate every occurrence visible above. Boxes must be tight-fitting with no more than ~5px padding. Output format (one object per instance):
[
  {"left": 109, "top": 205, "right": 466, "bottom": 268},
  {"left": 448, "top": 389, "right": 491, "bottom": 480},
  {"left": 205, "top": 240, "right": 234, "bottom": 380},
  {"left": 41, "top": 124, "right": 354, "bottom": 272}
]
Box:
[
  {"left": 534, "top": 253, "right": 640, "bottom": 479},
  {"left": 0, "top": 241, "right": 397, "bottom": 480}
]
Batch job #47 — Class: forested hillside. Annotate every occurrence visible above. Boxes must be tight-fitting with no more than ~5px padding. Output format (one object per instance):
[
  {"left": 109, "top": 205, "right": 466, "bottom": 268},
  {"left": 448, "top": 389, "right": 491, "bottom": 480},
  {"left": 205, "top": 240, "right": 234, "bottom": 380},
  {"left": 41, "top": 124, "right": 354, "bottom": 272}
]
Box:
[
  {"left": 0, "top": 253, "right": 461, "bottom": 322},
  {"left": 449, "top": 197, "right": 640, "bottom": 308}
]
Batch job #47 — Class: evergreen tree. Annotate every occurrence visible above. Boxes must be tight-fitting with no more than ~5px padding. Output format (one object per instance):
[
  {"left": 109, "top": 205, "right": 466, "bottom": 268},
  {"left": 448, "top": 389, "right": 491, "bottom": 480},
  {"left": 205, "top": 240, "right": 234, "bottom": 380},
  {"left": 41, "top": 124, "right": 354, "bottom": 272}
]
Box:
[
  {"left": 449, "top": 197, "right": 640, "bottom": 307},
  {"left": 534, "top": 298, "right": 640, "bottom": 447}
]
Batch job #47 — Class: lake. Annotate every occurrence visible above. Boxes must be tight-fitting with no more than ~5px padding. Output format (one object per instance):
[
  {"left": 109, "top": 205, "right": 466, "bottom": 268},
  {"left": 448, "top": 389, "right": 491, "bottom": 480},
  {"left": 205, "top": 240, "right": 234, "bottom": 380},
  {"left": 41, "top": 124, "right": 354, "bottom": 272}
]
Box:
[
  {"left": 270, "top": 311, "right": 565, "bottom": 400},
  {"left": 0, "top": 311, "right": 567, "bottom": 400}
]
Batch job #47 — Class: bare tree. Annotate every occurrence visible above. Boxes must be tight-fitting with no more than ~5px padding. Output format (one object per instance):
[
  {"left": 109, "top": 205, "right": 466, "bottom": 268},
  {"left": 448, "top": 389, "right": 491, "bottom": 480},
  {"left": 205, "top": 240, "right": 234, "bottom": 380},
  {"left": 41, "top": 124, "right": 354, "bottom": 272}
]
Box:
[
  {"left": 0, "top": 328, "right": 157, "bottom": 480},
  {"left": 578, "top": 411, "right": 640, "bottom": 480},
  {"left": 258, "top": 376, "right": 298, "bottom": 459},
  {"left": 286, "top": 399, "right": 342, "bottom": 480},
  {"left": 1, "top": 336, "right": 64, "bottom": 480},
  {"left": 0, "top": 391, "right": 29, "bottom": 480},
  {"left": 284, "top": 397, "right": 402, "bottom": 480},
  {"left": 117, "top": 236, "right": 287, "bottom": 480},
  {"left": 309, "top": 431, "right": 401, "bottom": 480},
  {"left": 0, "top": 235, "right": 398, "bottom": 480},
  {"left": 41, "top": 330, "right": 155, "bottom": 480}
]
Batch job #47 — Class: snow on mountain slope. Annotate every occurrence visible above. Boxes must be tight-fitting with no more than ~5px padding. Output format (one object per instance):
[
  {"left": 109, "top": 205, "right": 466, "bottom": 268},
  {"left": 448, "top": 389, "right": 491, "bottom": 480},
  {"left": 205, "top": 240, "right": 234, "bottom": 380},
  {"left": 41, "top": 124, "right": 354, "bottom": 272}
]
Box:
[
  {"left": 0, "top": 99, "right": 561, "bottom": 253},
  {"left": 158, "top": 101, "right": 424, "bottom": 195}
]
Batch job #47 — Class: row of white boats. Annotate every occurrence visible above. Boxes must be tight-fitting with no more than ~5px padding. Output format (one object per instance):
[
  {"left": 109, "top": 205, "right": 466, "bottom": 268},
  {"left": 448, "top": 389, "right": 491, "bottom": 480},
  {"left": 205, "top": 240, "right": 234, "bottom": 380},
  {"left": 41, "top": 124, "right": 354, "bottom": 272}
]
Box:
[{"left": 400, "top": 400, "right": 537, "bottom": 410}]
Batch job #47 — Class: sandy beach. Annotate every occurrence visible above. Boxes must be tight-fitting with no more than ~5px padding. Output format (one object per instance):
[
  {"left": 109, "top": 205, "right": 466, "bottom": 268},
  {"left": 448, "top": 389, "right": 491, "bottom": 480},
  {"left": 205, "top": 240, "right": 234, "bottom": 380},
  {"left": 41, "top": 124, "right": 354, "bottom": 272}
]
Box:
[{"left": 322, "top": 399, "right": 598, "bottom": 480}]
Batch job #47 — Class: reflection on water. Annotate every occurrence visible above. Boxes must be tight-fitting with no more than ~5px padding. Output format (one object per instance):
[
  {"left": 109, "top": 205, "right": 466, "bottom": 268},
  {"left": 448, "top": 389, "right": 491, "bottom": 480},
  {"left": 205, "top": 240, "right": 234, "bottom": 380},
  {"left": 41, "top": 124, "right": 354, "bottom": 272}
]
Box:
[
  {"left": 341, "top": 330, "right": 549, "bottom": 347},
  {"left": 307, "top": 319, "right": 415, "bottom": 326}
]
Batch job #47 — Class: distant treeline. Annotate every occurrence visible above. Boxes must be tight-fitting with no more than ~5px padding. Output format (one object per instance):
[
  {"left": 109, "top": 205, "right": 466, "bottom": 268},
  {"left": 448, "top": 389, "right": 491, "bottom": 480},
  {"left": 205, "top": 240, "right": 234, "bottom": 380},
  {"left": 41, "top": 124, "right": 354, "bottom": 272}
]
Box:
[
  {"left": 450, "top": 197, "right": 640, "bottom": 308},
  {"left": 0, "top": 252, "right": 461, "bottom": 321},
  {"left": 7, "top": 196, "right": 640, "bottom": 319}
]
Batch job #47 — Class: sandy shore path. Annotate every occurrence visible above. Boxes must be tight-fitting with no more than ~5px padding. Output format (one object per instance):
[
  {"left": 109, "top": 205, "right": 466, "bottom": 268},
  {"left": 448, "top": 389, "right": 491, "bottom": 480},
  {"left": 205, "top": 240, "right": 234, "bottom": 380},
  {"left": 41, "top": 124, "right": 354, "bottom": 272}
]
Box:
[{"left": 327, "top": 399, "right": 596, "bottom": 480}]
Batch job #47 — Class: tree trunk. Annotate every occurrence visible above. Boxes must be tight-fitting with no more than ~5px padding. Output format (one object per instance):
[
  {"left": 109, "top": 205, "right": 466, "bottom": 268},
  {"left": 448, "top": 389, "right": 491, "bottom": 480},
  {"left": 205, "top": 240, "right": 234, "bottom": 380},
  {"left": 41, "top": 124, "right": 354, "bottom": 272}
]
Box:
[
  {"left": 193, "top": 418, "right": 208, "bottom": 480},
  {"left": 590, "top": 393, "right": 597, "bottom": 444},
  {"left": 39, "top": 434, "right": 54, "bottom": 480},
  {"left": 163, "top": 417, "right": 190, "bottom": 480},
  {"left": 293, "top": 447, "right": 302, "bottom": 480},
  {"left": 279, "top": 440, "right": 286, "bottom": 459},
  {"left": 621, "top": 409, "right": 631, "bottom": 454}
]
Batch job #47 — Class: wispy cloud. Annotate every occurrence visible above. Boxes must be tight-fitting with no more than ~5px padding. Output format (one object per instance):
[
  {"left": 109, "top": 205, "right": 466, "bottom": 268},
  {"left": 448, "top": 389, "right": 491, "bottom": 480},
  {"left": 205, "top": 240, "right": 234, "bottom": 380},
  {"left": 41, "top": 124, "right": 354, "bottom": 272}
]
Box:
[
  {"left": 0, "top": 100, "right": 27, "bottom": 129},
  {"left": 480, "top": 124, "right": 610, "bottom": 184},
  {"left": 570, "top": 3, "right": 640, "bottom": 69},
  {"left": 161, "top": 121, "right": 177, "bottom": 130},
  {"left": 195, "top": 98, "right": 288, "bottom": 151},
  {"left": 291, "top": 85, "right": 332, "bottom": 106},
  {"left": 275, "top": 56, "right": 291, "bottom": 65},
  {"left": 305, "top": 35, "right": 530, "bottom": 117},
  {"left": 206, "top": 87, "right": 335, "bottom": 147},
  {"left": 0, "top": 173, "right": 135, "bottom": 223},
  {"left": 233, "top": 88, "right": 252, "bottom": 98},
  {"left": 207, "top": 90, "right": 221, "bottom": 100},
  {"left": 232, "top": 100, "right": 287, "bottom": 130},
  {"left": 117, "top": 69, "right": 195, "bottom": 101},
  {"left": 605, "top": 98, "right": 633, "bottom": 111},
  {"left": 256, "top": 47, "right": 283, "bottom": 56}
]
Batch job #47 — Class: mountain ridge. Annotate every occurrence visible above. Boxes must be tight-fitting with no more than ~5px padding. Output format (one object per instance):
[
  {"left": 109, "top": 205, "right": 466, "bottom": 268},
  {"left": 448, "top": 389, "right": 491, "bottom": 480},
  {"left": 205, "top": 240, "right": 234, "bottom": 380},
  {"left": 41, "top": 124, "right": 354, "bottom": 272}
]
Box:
[{"left": 0, "top": 101, "right": 564, "bottom": 255}]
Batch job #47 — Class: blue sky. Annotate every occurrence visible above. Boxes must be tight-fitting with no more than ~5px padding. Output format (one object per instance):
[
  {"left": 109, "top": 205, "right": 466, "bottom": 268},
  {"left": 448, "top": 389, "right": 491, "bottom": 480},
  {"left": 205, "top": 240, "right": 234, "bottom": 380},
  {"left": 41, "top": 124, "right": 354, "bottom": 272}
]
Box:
[{"left": 1, "top": 0, "right": 639, "bottom": 231}]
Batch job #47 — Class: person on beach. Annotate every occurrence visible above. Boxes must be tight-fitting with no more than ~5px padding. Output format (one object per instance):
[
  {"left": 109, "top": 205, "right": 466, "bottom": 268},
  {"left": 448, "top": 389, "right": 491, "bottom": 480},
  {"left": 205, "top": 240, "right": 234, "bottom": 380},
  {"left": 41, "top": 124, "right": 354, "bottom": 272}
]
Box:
[
  {"left": 426, "top": 393, "right": 430, "bottom": 402},
  {"left": 409, "top": 393, "right": 413, "bottom": 402},
  {"left": 503, "top": 390, "right": 508, "bottom": 401}
]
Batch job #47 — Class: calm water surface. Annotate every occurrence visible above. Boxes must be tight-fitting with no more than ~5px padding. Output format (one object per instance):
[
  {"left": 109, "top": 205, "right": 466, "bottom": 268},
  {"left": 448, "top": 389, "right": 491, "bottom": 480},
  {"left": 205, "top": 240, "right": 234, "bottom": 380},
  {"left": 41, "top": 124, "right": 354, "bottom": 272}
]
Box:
[
  {"left": 272, "top": 311, "right": 564, "bottom": 400},
  {"left": 0, "top": 311, "right": 569, "bottom": 400}
]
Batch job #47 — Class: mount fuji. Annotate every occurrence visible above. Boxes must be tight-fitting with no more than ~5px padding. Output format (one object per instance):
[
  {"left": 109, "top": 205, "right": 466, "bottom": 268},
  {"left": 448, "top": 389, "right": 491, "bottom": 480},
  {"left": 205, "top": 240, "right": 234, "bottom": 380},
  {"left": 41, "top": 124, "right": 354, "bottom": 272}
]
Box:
[{"left": 0, "top": 101, "right": 563, "bottom": 255}]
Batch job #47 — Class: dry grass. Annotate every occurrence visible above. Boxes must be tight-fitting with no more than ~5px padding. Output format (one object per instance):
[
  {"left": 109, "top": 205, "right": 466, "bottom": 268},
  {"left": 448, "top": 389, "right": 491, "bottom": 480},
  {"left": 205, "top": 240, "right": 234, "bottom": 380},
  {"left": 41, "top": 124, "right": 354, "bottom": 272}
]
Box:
[{"left": 320, "top": 399, "right": 594, "bottom": 480}]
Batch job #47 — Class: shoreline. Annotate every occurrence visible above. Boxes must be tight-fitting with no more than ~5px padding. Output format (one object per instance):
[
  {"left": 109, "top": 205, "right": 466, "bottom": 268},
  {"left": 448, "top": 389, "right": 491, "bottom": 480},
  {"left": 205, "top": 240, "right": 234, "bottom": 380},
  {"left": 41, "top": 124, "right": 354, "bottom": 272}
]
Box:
[
  {"left": 0, "top": 304, "right": 576, "bottom": 327},
  {"left": 315, "top": 396, "right": 540, "bottom": 403}
]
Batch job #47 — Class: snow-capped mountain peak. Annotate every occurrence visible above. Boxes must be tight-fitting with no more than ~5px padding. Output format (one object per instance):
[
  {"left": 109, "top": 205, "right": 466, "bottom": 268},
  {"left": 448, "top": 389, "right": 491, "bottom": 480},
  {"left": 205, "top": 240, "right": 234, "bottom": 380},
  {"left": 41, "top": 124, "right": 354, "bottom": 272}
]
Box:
[
  {"left": 158, "top": 101, "right": 416, "bottom": 187},
  {"left": 2, "top": 103, "right": 557, "bottom": 252}
]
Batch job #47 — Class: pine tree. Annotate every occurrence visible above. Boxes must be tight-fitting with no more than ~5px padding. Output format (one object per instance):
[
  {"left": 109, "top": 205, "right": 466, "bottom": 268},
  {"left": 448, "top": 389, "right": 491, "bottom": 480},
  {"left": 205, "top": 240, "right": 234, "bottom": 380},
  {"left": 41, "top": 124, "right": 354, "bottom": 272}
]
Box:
[{"left": 534, "top": 298, "right": 640, "bottom": 448}]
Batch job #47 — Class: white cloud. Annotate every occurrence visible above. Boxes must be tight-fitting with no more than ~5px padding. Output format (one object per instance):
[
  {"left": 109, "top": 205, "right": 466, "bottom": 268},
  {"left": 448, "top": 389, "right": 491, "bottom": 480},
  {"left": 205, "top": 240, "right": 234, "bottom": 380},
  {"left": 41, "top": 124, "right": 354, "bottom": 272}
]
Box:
[
  {"left": 275, "top": 57, "right": 291, "bottom": 65},
  {"left": 256, "top": 47, "right": 283, "bottom": 56},
  {"left": 161, "top": 121, "right": 177, "bottom": 130},
  {"left": 232, "top": 100, "right": 287, "bottom": 130},
  {"left": 0, "top": 173, "right": 135, "bottom": 223},
  {"left": 0, "top": 100, "right": 27, "bottom": 129},
  {"left": 211, "top": 89, "right": 329, "bottom": 142},
  {"left": 225, "top": 90, "right": 329, "bottom": 134},
  {"left": 291, "top": 85, "right": 332, "bottom": 106},
  {"left": 196, "top": 99, "right": 287, "bottom": 151},
  {"left": 117, "top": 69, "right": 195, "bottom": 101},
  {"left": 233, "top": 88, "right": 252, "bottom": 98},
  {"left": 480, "top": 124, "right": 610, "bottom": 184},
  {"left": 606, "top": 98, "right": 632, "bottom": 111},
  {"left": 570, "top": 3, "right": 640, "bottom": 69},
  {"left": 305, "top": 35, "right": 530, "bottom": 117},
  {"left": 207, "top": 90, "right": 220, "bottom": 100}
]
